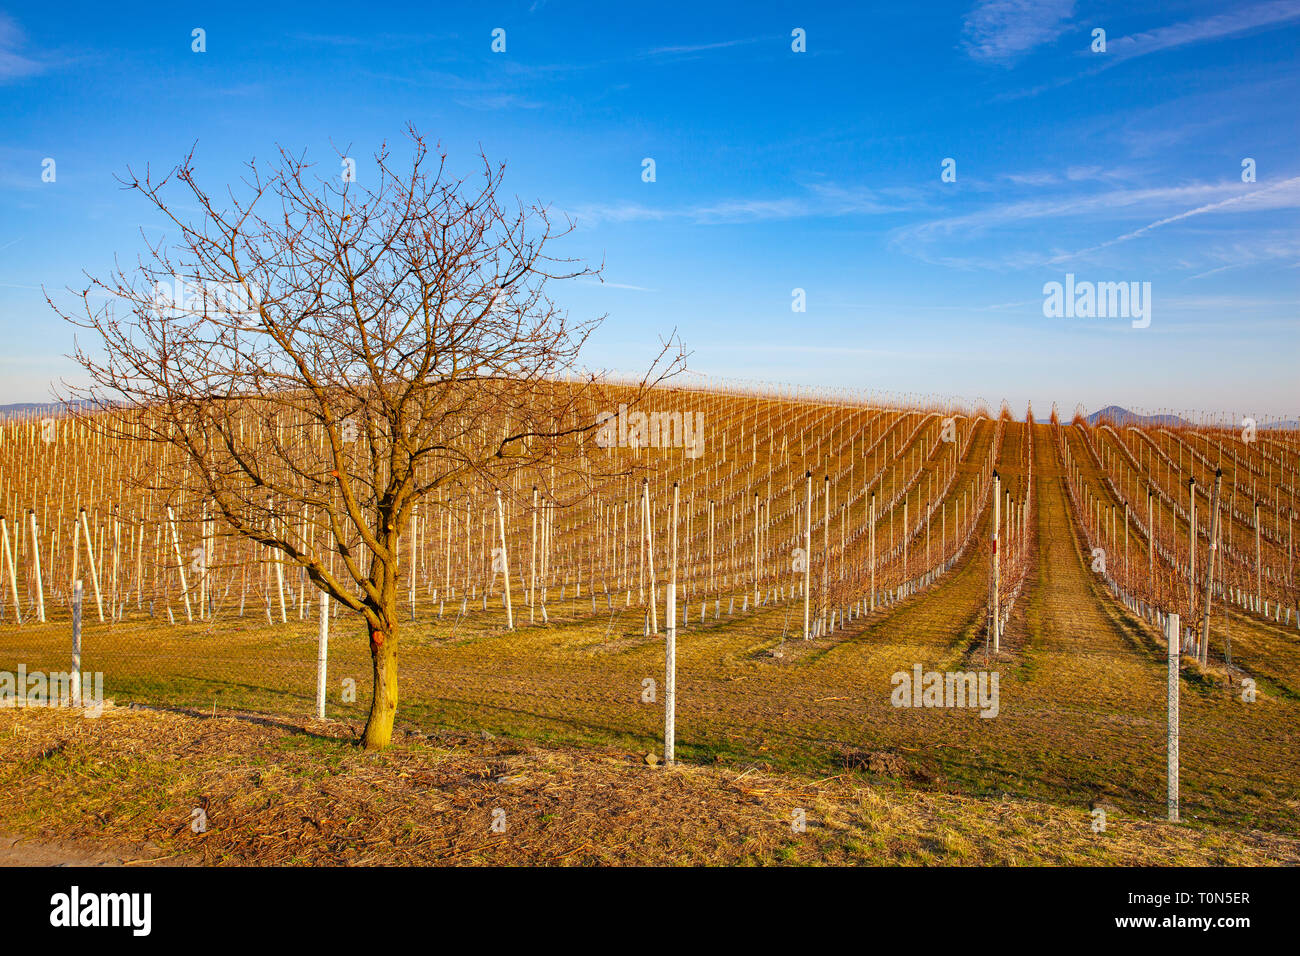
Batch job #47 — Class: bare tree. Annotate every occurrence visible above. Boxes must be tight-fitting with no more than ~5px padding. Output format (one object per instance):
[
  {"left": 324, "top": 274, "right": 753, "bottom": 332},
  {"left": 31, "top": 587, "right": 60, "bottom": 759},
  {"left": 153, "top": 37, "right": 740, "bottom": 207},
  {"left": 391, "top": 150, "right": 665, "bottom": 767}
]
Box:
[{"left": 52, "top": 128, "right": 681, "bottom": 749}]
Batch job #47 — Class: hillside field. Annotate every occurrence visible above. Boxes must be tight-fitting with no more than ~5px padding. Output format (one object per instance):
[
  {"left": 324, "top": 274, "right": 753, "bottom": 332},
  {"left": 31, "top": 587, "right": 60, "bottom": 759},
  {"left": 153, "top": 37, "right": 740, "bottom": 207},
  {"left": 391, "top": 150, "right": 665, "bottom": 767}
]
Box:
[{"left": 1, "top": 384, "right": 1297, "bottom": 863}]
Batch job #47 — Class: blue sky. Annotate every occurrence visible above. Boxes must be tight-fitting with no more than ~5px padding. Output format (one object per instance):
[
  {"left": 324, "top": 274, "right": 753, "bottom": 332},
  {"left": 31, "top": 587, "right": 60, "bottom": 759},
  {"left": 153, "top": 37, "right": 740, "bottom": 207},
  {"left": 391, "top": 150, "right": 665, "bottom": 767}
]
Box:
[{"left": 1, "top": 0, "right": 1297, "bottom": 417}]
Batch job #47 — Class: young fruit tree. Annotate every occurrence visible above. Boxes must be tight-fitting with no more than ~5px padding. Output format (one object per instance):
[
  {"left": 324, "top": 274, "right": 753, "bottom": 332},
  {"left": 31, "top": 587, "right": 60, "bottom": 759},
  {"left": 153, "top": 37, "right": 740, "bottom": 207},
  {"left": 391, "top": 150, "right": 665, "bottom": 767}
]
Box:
[{"left": 52, "top": 129, "right": 681, "bottom": 749}]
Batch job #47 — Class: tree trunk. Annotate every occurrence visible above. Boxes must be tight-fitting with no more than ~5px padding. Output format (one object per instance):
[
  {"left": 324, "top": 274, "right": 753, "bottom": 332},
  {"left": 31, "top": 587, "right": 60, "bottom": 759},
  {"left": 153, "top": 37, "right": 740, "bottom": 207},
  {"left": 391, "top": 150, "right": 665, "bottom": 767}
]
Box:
[{"left": 362, "top": 621, "right": 398, "bottom": 750}]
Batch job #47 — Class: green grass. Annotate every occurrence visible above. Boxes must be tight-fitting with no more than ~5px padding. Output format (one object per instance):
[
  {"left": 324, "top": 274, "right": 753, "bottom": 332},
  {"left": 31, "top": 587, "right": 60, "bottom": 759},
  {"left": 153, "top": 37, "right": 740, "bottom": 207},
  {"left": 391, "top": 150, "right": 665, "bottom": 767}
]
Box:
[{"left": 3, "top": 427, "right": 1299, "bottom": 841}]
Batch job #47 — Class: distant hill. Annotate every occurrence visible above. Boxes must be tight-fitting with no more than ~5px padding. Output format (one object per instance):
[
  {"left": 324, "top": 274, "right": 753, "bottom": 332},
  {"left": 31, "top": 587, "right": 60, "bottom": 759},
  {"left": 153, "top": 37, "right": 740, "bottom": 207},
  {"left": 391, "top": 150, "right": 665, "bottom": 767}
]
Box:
[
  {"left": 1084, "top": 406, "right": 1298, "bottom": 431},
  {"left": 0, "top": 402, "right": 63, "bottom": 418},
  {"left": 1085, "top": 406, "right": 1190, "bottom": 428},
  {"left": 4, "top": 399, "right": 1290, "bottom": 430},
  {"left": 0, "top": 401, "right": 98, "bottom": 420}
]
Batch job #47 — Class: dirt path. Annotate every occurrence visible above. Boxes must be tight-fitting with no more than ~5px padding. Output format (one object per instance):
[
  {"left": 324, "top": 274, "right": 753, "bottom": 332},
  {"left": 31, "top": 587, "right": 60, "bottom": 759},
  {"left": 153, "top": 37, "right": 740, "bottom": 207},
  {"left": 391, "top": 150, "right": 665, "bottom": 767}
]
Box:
[
  {"left": 0, "top": 831, "right": 172, "bottom": 866},
  {"left": 1017, "top": 426, "right": 1165, "bottom": 715},
  {"left": 1013, "top": 425, "right": 1300, "bottom": 827}
]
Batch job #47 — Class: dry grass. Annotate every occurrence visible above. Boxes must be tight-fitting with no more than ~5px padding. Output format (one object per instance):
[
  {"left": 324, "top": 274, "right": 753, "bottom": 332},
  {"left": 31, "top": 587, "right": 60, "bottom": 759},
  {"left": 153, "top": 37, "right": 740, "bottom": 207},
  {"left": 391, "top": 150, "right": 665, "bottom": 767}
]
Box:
[
  {"left": 4, "top": 414, "right": 1298, "bottom": 864},
  {"left": 4, "top": 427, "right": 1297, "bottom": 843},
  {"left": 1, "top": 704, "right": 1296, "bottom": 866}
]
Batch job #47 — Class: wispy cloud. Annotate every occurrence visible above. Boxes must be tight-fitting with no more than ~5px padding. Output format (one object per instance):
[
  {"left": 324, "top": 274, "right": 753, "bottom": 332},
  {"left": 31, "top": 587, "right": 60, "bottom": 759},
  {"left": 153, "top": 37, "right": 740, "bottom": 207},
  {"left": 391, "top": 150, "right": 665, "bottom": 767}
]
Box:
[
  {"left": 453, "top": 93, "right": 546, "bottom": 111},
  {"left": 898, "top": 181, "right": 1243, "bottom": 245},
  {"left": 996, "top": 166, "right": 1131, "bottom": 187},
  {"left": 565, "top": 201, "right": 666, "bottom": 226},
  {"left": 1107, "top": 0, "right": 1300, "bottom": 62},
  {"left": 690, "top": 197, "right": 813, "bottom": 223},
  {"left": 358, "top": 65, "right": 552, "bottom": 110},
  {"left": 567, "top": 182, "right": 911, "bottom": 227},
  {"left": 1186, "top": 235, "right": 1300, "bottom": 279},
  {"left": 644, "top": 37, "right": 768, "bottom": 57},
  {"left": 0, "top": 12, "right": 50, "bottom": 82},
  {"left": 361, "top": 68, "right": 504, "bottom": 91},
  {"left": 577, "top": 278, "right": 655, "bottom": 292},
  {"left": 291, "top": 32, "right": 455, "bottom": 49},
  {"left": 993, "top": 2, "right": 1300, "bottom": 98},
  {"left": 962, "top": 0, "right": 1076, "bottom": 64},
  {"left": 891, "top": 176, "right": 1300, "bottom": 269},
  {"left": 1003, "top": 172, "right": 1060, "bottom": 186},
  {"left": 1047, "top": 176, "right": 1300, "bottom": 263}
]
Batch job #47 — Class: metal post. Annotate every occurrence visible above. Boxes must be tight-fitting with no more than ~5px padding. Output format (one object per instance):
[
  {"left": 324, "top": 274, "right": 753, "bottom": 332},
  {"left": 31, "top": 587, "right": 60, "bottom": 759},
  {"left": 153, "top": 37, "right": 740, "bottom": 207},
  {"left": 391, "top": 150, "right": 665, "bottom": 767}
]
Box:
[
  {"left": 0, "top": 517, "right": 21, "bottom": 625},
  {"left": 1188, "top": 478, "right": 1196, "bottom": 633},
  {"left": 643, "top": 480, "right": 658, "bottom": 634},
  {"left": 664, "top": 483, "right": 678, "bottom": 765},
  {"left": 71, "top": 580, "right": 83, "bottom": 707},
  {"left": 869, "top": 493, "right": 876, "bottom": 611},
  {"left": 1167, "top": 612, "right": 1180, "bottom": 823},
  {"left": 903, "top": 498, "right": 909, "bottom": 583},
  {"left": 991, "top": 471, "right": 1001, "bottom": 654},
  {"left": 530, "top": 487, "right": 538, "bottom": 623},
  {"left": 1147, "top": 489, "right": 1154, "bottom": 596},
  {"left": 822, "top": 476, "right": 829, "bottom": 632},
  {"left": 495, "top": 489, "right": 513, "bottom": 629},
  {"left": 316, "top": 590, "right": 328, "bottom": 720},
  {"left": 1253, "top": 502, "right": 1263, "bottom": 613},
  {"left": 29, "top": 510, "right": 45, "bottom": 623},
  {"left": 1199, "top": 469, "right": 1221, "bottom": 665},
  {"left": 803, "top": 472, "right": 812, "bottom": 639}
]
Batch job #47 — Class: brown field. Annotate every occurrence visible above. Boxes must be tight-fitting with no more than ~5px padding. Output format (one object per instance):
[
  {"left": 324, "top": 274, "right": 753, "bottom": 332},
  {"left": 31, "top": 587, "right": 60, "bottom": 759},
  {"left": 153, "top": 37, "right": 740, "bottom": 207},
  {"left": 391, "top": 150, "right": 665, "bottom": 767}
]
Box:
[{"left": 1, "top": 385, "right": 1298, "bottom": 863}]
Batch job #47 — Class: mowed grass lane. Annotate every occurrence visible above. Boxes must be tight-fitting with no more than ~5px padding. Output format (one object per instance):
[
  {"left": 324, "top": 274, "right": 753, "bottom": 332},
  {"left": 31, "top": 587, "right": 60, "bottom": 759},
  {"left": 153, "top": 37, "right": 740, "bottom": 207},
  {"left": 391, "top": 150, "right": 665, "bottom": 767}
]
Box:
[
  {"left": 1053, "top": 425, "right": 1300, "bottom": 832},
  {"left": 1091, "top": 426, "right": 1300, "bottom": 701},
  {"left": 5, "top": 420, "right": 1296, "bottom": 834},
  {"left": 384, "top": 417, "right": 1005, "bottom": 767}
]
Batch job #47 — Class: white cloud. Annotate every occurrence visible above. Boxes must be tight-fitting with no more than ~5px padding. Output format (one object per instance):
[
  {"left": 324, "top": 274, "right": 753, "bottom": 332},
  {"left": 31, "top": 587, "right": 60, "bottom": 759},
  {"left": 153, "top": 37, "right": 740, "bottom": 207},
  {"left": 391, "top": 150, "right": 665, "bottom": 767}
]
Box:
[
  {"left": 0, "top": 12, "right": 46, "bottom": 82},
  {"left": 1185, "top": 235, "right": 1300, "bottom": 279},
  {"left": 1047, "top": 176, "right": 1300, "bottom": 262},
  {"left": 644, "top": 37, "right": 767, "bottom": 57},
  {"left": 576, "top": 278, "right": 655, "bottom": 292},
  {"left": 890, "top": 176, "right": 1300, "bottom": 270},
  {"left": 992, "top": 2, "right": 1300, "bottom": 98},
  {"left": 897, "top": 181, "right": 1244, "bottom": 246},
  {"left": 1108, "top": 1, "right": 1300, "bottom": 61},
  {"left": 1003, "top": 172, "right": 1060, "bottom": 186},
  {"left": 566, "top": 183, "right": 908, "bottom": 228},
  {"left": 962, "top": 0, "right": 1076, "bottom": 63}
]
